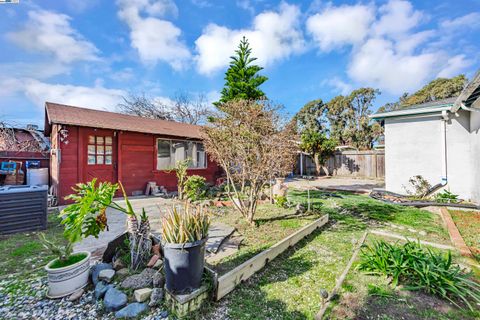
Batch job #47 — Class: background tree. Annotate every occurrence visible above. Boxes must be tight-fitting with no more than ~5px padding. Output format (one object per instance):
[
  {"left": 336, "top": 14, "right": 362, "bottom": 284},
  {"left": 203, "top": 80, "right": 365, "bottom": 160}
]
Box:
[
  {"left": 378, "top": 75, "right": 467, "bottom": 112},
  {"left": 118, "top": 93, "right": 172, "bottom": 120},
  {"left": 170, "top": 91, "right": 212, "bottom": 124},
  {"left": 201, "top": 100, "right": 297, "bottom": 224},
  {"left": 327, "top": 88, "right": 381, "bottom": 150},
  {"left": 118, "top": 92, "right": 211, "bottom": 124},
  {"left": 294, "top": 99, "right": 328, "bottom": 133},
  {"left": 300, "top": 129, "right": 336, "bottom": 176},
  {"left": 215, "top": 37, "right": 268, "bottom": 107}
]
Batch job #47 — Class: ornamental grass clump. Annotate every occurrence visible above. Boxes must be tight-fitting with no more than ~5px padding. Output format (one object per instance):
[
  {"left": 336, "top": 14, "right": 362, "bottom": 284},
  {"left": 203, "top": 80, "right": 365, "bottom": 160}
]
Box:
[
  {"left": 358, "top": 240, "right": 480, "bottom": 310},
  {"left": 161, "top": 205, "right": 210, "bottom": 244}
]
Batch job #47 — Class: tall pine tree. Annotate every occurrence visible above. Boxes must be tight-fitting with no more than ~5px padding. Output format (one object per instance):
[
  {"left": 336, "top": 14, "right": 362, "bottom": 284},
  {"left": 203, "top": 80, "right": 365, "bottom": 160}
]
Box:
[{"left": 215, "top": 37, "right": 268, "bottom": 107}]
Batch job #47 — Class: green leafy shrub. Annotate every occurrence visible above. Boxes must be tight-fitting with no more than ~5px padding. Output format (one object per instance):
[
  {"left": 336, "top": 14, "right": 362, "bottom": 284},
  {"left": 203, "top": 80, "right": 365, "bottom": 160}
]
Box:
[
  {"left": 274, "top": 195, "right": 288, "bottom": 208},
  {"left": 435, "top": 190, "right": 460, "bottom": 203},
  {"left": 161, "top": 205, "right": 210, "bottom": 244},
  {"left": 184, "top": 175, "right": 207, "bottom": 201},
  {"left": 357, "top": 240, "right": 480, "bottom": 310}
]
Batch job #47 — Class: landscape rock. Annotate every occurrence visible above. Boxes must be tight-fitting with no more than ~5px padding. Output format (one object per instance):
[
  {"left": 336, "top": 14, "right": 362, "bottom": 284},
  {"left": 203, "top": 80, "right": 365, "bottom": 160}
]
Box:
[
  {"left": 99, "top": 269, "right": 115, "bottom": 283},
  {"left": 147, "top": 255, "right": 160, "bottom": 268},
  {"left": 115, "top": 303, "right": 147, "bottom": 319},
  {"left": 121, "top": 268, "right": 155, "bottom": 290},
  {"left": 113, "top": 259, "right": 126, "bottom": 271},
  {"left": 91, "top": 263, "right": 113, "bottom": 286},
  {"left": 116, "top": 268, "right": 129, "bottom": 280},
  {"left": 68, "top": 288, "right": 84, "bottom": 302},
  {"left": 94, "top": 281, "right": 111, "bottom": 300},
  {"left": 134, "top": 288, "right": 152, "bottom": 302},
  {"left": 152, "top": 272, "right": 165, "bottom": 288},
  {"left": 419, "top": 231, "right": 427, "bottom": 236},
  {"left": 152, "top": 244, "right": 160, "bottom": 256},
  {"left": 295, "top": 203, "right": 306, "bottom": 214},
  {"left": 104, "top": 287, "right": 127, "bottom": 312},
  {"left": 149, "top": 288, "right": 164, "bottom": 307},
  {"left": 153, "top": 259, "right": 163, "bottom": 268}
]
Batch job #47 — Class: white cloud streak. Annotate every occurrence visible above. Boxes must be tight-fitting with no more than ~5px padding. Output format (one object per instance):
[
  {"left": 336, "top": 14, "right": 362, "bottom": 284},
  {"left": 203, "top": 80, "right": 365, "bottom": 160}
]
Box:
[
  {"left": 116, "top": 0, "right": 191, "bottom": 70},
  {"left": 7, "top": 10, "right": 99, "bottom": 64}
]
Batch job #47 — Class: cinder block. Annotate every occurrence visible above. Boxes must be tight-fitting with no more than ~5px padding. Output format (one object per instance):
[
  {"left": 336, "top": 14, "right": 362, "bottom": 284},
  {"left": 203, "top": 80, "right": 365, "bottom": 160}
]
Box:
[{"left": 165, "top": 285, "right": 209, "bottom": 318}]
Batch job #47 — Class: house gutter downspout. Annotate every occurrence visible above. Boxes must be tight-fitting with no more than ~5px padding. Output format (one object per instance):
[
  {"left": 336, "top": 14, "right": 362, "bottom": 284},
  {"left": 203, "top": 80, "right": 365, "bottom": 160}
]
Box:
[
  {"left": 440, "top": 110, "right": 449, "bottom": 187},
  {"left": 422, "top": 110, "right": 449, "bottom": 197}
]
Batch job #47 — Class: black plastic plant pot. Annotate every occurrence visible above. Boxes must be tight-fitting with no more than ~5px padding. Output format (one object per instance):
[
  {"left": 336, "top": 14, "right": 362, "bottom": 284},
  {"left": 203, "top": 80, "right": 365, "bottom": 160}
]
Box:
[{"left": 163, "top": 238, "right": 207, "bottom": 294}]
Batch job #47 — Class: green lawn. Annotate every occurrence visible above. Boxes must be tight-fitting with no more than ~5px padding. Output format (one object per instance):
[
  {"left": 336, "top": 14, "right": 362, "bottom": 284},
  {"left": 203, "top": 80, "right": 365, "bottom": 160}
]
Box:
[
  {"left": 201, "top": 190, "right": 479, "bottom": 320},
  {"left": 0, "top": 210, "right": 66, "bottom": 277},
  {"left": 208, "top": 203, "right": 321, "bottom": 274},
  {"left": 450, "top": 210, "right": 480, "bottom": 261}
]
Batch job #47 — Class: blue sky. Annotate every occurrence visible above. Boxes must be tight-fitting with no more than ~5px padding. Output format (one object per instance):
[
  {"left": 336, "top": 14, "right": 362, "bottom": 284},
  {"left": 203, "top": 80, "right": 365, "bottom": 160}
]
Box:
[{"left": 0, "top": 0, "right": 479, "bottom": 127}]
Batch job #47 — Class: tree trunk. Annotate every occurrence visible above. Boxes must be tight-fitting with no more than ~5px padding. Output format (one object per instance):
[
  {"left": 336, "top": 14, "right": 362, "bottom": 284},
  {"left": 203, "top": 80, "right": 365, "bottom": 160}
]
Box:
[{"left": 313, "top": 154, "right": 322, "bottom": 176}]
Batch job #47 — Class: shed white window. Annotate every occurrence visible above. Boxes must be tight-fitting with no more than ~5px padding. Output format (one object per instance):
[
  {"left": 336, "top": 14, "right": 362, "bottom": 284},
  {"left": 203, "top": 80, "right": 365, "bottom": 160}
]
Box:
[{"left": 156, "top": 139, "right": 207, "bottom": 170}]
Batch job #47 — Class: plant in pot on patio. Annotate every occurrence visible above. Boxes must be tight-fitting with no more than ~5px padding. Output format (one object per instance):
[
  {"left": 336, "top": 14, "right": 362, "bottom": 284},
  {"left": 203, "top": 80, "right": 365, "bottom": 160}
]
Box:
[
  {"left": 40, "top": 180, "right": 119, "bottom": 298},
  {"left": 161, "top": 205, "right": 210, "bottom": 294}
]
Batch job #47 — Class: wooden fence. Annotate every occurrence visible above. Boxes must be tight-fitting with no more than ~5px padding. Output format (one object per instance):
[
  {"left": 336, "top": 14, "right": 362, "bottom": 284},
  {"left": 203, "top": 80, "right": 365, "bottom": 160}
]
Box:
[{"left": 296, "top": 150, "right": 385, "bottom": 179}]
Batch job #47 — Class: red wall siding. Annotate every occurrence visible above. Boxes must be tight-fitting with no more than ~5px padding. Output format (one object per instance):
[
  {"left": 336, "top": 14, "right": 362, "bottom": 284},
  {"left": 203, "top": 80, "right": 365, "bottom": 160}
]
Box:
[
  {"left": 57, "top": 125, "right": 80, "bottom": 203},
  {"left": 56, "top": 126, "right": 222, "bottom": 204}
]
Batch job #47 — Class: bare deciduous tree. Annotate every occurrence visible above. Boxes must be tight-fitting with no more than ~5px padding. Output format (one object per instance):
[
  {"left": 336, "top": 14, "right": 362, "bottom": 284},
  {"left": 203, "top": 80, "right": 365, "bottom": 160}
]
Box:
[
  {"left": 201, "top": 100, "right": 297, "bottom": 224},
  {"left": 117, "top": 93, "right": 172, "bottom": 120},
  {"left": 118, "top": 92, "right": 212, "bottom": 125},
  {"left": 171, "top": 91, "right": 212, "bottom": 125},
  {"left": 0, "top": 121, "right": 42, "bottom": 152}
]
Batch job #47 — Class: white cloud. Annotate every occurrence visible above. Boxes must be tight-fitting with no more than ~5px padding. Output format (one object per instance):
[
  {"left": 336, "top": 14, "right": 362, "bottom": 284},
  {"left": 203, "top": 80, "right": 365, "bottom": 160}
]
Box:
[
  {"left": 307, "top": 0, "right": 472, "bottom": 95},
  {"left": 323, "top": 77, "right": 352, "bottom": 95},
  {"left": 7, "top": 10, "right": 99, "bottom": 64},
  {"left": 22, "top": 79, "right": 126, "bottom": 111},
  {"left": 117, "top": 0, "right": 191, "bottom": 70},
  {"left": 348, "top": 38, "right": 438, "bottom": 94},
  {"left": 306, "top": 4, "right": 374, "bottom": 51},
  {"left": 441, "top": 13, "right": 480, "bottom": 30},
  {"left": 236, "top": 0, "right": 255, "bottom": 14},
  {"left": 438, "top": 55, "right": 473, "bottom": 78},
  {"left": 195, "top": 3, "right": 305, "bottom": 75},
  {"left": 372, "top": 0, "right": 423, "bottom": 37}
]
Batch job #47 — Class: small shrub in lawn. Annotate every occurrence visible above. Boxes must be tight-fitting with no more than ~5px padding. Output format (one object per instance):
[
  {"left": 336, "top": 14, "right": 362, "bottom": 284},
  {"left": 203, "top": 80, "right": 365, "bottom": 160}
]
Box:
[
  {"left": 357, "top": 240, "right": 480, "bottom": 310},
  {"left": 184, "top": 175, "right": 207, "bottom": 201},
  {"left": 274, "top": 195, "right": 288, "bottom": 208},
  {"left": 435, "top": 190, "right": 460, "bottom": 203}
]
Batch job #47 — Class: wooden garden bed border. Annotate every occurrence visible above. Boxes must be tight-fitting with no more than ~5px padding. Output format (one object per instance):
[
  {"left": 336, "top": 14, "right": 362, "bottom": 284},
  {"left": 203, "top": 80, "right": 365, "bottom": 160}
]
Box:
[{"left": 213, "top": 214, "right": 329, "bottom": 300}]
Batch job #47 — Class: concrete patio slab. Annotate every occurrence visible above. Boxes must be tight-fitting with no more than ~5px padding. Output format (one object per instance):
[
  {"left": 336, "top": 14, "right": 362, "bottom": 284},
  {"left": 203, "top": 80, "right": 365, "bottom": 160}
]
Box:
[{"left": 206, "top": 223, "right": 236, "bottom": 253}]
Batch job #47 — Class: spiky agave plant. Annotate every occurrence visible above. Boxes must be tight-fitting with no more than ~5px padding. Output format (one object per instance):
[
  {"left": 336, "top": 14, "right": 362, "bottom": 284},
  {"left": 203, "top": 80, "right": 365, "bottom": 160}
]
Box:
[{"left": 162, "top": 205, "right": 210, "bottom": 244}]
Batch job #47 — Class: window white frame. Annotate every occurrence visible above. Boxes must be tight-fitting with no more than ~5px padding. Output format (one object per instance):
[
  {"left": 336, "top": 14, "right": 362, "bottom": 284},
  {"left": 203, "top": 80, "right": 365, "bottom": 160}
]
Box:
[{"left": 156, "top": 138, "right": 207, "bottom": 170}]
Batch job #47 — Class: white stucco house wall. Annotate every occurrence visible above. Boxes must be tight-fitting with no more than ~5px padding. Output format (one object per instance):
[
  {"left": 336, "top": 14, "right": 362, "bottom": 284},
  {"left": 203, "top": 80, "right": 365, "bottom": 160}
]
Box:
[{"left": 371, "top": 71, "right": 480, "bottom": 203}]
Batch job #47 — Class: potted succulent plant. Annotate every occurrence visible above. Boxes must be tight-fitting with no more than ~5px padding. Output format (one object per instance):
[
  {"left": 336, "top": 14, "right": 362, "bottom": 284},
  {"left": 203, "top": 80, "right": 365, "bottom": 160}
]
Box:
[
  {"left": 161, "top": 205, "right": 210, "bottom": 294},
  {"left": 40, "top": 180, "right": 118, "bottom": 298}
]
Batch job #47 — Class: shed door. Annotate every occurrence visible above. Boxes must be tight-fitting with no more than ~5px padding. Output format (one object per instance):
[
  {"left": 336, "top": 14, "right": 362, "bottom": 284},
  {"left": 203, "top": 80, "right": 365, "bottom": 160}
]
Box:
[{"left": 83, "top": 130, "right": 117, "bottom": 184}]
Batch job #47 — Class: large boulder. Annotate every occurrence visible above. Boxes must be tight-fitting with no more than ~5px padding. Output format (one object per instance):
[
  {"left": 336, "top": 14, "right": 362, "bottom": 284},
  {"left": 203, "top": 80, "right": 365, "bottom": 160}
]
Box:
[
  {"left": 104, "top": 287, "right": 127, "bottom": 312},
  {"left": 120, "top": 268, "right": 156, "bottom": 290},
  {"left": 115, "top": 303, "right": 148, "bottom": 319},
  {"left": 91, "top": 263, "right": 113, "bottom": 286}
]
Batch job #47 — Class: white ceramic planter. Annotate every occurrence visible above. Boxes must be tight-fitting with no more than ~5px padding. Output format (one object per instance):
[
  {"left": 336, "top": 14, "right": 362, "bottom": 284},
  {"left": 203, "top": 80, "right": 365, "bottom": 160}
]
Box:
[{"left": 45, "top": 251, "right": 91, "bottom": 299}]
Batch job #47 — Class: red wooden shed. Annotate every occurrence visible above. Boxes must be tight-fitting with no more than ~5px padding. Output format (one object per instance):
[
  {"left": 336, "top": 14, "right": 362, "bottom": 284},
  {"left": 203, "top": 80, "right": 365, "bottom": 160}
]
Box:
[{"left": 44, "top": 102, "right": 222, "bottom": 205}]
